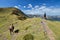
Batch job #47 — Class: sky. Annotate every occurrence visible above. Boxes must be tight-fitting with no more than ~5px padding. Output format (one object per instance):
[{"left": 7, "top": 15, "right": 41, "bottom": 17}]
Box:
[{"left": 0, "top": 0, "right": 60, "bottom": 15}]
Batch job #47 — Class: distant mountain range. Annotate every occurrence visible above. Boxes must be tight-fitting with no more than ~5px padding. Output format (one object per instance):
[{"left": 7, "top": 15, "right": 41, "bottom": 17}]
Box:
[
  {"left": 27, "top": 14, "right": 60, "bottom": 21},
  {"left": 47, "top": 15, "right": 60, "bottom": 21}
]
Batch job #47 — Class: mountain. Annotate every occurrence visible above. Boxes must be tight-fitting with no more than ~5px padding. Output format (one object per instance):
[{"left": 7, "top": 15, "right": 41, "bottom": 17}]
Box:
[
  {"left": 47, "top": 15, "right": 60, "bottom": 21},
  {"left": 27, "top": 14, "right": 60, "bottom": 21}
]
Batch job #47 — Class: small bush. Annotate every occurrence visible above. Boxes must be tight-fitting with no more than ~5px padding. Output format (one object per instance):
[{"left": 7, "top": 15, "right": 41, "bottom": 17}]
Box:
[{"left": 23, "top": 34, "right": 34, "bottom": 40}]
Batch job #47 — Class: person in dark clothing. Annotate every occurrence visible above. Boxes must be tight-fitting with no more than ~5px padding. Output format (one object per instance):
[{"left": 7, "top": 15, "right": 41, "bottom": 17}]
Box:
[{"left": 44, "top": 13, "right": 47, "bottom": 19}]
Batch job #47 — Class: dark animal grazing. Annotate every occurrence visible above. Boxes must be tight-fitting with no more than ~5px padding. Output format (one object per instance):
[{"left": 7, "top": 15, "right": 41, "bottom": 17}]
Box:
[
  {"left": 9, "top": 24, "right": 14, "bottom": 35},
  {"left": 14, "top": 29, "right": 19, "bottom": 33}
]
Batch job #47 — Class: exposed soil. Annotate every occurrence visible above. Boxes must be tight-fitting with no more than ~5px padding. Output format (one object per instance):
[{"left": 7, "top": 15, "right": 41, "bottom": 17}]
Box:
[{"left": 41, "top": 19, "right": 55, "bottom": 40}]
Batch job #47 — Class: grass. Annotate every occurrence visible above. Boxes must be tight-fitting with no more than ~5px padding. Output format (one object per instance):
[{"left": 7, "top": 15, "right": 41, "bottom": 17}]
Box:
[
  {"left": 0, "top": 17, "right": 46, "bottom": 40},
  {"left": 0, "top": 8, "right": 46, "bottom": 40},
  {"left": 14, "top": 18, "right": 45, "bottom": 40},
  {"left": 1, "top": 7, "right": 60, "bottom": 40},
  {"left": 46, "top": 20, "right": 60, "bottom": 40}
]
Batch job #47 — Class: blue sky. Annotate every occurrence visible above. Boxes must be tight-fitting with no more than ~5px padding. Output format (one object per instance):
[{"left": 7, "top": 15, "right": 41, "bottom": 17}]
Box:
[
  {"left": 0, "top": 0, "right": 60, "bottom": 15},
  {"left": 0, "top": 0, "right": 60, "bottom": 7}
]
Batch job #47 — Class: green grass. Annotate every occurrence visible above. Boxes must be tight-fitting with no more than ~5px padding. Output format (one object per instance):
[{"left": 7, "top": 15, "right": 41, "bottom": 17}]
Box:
[
  {"left": 0, "top": 8, "right": 46, "bottom": 40},
  {"left": 46, "top": 20, "right": 60, "bottom": 40},
  {"left": 14, "top": 18, "right": 45, "bottom": 40},
  {"left": 1, "top": 7, "right": 60, "bottom": 40},
  {"left": 0, "top": 18, "right": 45, "bottom": 40}
]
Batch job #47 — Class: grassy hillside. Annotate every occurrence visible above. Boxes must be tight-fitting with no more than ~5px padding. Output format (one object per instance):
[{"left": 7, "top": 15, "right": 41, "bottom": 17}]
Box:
[
  {"left": 0, "top": 7, "right": 60, "bottom": 40},
  {"left": 0, "top": 7, "right": 28, "bottom": 33},
  {"left": 0, "top": 8, "right": 45, "bottom": 40},
  {"left": 46, "top": 20, "right": 60, "bottom": 40}
]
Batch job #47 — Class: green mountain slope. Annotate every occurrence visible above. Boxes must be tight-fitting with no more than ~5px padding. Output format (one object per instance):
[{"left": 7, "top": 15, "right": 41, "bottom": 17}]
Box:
[
  {"left": 0, "top": 7, "right": 29, "bottom": 33},
  {"left": 0, "top": 7, "right": 60, "bottom": 40},
  {"left": 0, "top": 8, "right": 45, "bottom": 40}
]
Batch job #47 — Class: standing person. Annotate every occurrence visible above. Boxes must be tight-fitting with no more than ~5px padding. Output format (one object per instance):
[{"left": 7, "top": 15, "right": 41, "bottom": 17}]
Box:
[
  {"left": 9, "top": 24, "right": 14, "bottom": 35},
  {"left": 44, "top": 13, "right": 47, "bottom": 19}
]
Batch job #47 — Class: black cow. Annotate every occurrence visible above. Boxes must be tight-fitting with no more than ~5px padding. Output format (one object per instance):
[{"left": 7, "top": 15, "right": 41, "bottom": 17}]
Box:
[{"left": 14, "top": 29, "right": 19, "bottom": 33}]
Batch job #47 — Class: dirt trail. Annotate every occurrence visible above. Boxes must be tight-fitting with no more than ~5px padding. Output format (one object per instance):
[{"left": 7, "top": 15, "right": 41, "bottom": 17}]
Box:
[
  {"left": 11, "top": 33, "right": 18, "bottom": 40},
  {"left": 41, "top": 19, "right": 55, "bottom": 40}
]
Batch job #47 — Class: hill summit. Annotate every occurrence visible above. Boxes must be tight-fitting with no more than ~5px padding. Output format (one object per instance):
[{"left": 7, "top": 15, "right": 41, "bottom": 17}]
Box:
[{"left": 0, "top": 7, "right": 28, "bottom": 20}]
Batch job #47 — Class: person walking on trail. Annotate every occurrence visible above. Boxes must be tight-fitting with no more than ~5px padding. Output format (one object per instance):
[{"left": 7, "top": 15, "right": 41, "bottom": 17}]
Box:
[{"left": 9, "top": 24, "right": 14, "bottom": 35}]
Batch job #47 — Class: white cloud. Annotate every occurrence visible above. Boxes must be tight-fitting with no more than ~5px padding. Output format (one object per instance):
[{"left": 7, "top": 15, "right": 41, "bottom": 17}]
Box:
[
  {"left": 23, "top": 5, "right": 60, "bottom": 15},
  {"left": 39, "top": 6, "right": 46, "bottom": 10},
  {"left": 14, "top": 6, "right": 19, "bottom": 8},
  {"left": 24, "top": 6, "right": 26, "bottom": 8},
  {"left": 28, "top": 4, "right": 32, "bottom": 8},
  {"left": 18, "top": 5, "right": 21, "bottom": 7},
  {"left": 34, "top": 5, "right": 39, "bottom": 8},
  {"left": 14, "top": 5, "right": 21, "bottom": 8},
  {"left": 42, "top": 3, "right": 46, "bottom": 6}
]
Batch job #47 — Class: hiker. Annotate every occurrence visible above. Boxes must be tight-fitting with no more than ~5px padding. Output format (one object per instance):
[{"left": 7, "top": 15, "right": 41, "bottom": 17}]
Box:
[
  {"left": 9, "top": 24, "right": 14, "bottom": 35},
  {"left": 44, "top": 13, "right": 47, "bottom": 19}
]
